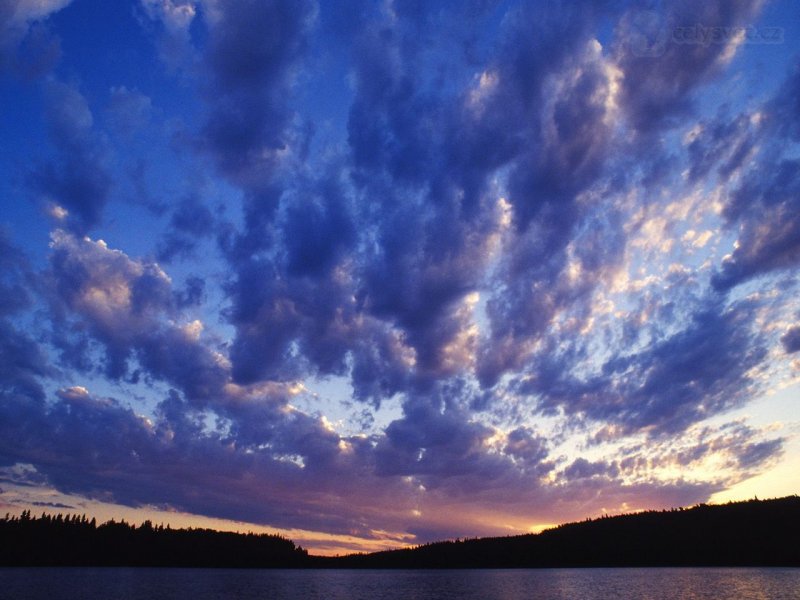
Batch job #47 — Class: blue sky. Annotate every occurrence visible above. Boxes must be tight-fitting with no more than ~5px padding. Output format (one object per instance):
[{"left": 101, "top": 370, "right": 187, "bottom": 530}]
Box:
[{"left": 1, "top": 0, "right": 799, "bottom": 554}]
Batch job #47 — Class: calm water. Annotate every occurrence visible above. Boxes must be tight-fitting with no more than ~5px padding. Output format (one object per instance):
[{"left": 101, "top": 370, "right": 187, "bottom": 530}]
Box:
[{"left": 0, "top": 567, "right": 798, "bottom": 600}]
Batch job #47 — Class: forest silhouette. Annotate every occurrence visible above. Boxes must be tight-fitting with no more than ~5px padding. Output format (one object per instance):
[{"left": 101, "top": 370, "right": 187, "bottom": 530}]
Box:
[
  {"left": 321, "top": 495, "right": 800, "bottom": 568},
  {"left": 2, "top": 496, "right": 798, "bottom": 568},
  {"left": 0, "top": 512, "right": 307, "bottom": 567}
]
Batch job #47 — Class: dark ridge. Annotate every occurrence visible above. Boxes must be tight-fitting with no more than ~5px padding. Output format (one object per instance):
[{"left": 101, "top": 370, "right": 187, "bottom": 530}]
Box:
[
  {"left": 2, "top": 495, "right": 798, "bottom": 568},
  {"left": 315, "top": 495, "right": 800, "bottom": 568},
  {"left": 0, "top": 514, "right": 307, "bottom": 567}
]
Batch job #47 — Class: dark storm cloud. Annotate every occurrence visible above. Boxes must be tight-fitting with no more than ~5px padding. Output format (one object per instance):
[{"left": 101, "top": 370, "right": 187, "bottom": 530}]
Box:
[{"left": 29, "top": 81, "right": 111, "bottom": 234}]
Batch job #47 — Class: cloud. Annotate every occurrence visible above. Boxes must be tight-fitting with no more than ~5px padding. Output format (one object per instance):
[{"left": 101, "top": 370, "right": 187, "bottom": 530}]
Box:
[
  {"left": 2, "top": 0, "right": 798, "bottom": 549},
  {"left": 614, "top": 1, "right": 761, "bottom": 134},
  {"left": 1, "top": 0, "right": 72, "bottom": 27},
  {"left": 47, "top": 230, "right": 229, "bottom": 401},
  {"left": 156, "top": 194, "right": 215, "bottom": 262},
  {"left": 712, "top": 64, "right": 800, "bottom": 290},
  {"left": 607, "top": 301, "right": 769, "bottom": 434},
  {"left": 6, "top": 373, "right": 769, "bottom": 543},
  {"left": 376, "top": 383, "right": 498, "bottom": 480},
  {"left": 220, "top": 2, "right": 628, "bottom": 399},
  {"left": 781, "top": 326, "right": 800, "bottom": 354},
  {"left": 140, "top": 0, "right": 196, "bottom": 33},
  {"left": 225, "top": 3, "right": 509, "bottom": 394},
  {"left": 106, "top": 86, "right": 153, "bottom": 137},
  {"left": 0, "top": 229, "right": 33, "bottom": 317},
  {"left": 0, "top": 0, "right": 71, "bottom": 76},
  {"left": 29, "top": 81, "right": 111, "bottom": 234},
  {"left": 138, "top": 0, "right": 198, "bottom": 73},
  {"left": 201, "top": 0, "right": 313, "bottom": 188},
  {"left": 685, "top": 112, "right": 756, "bottom": 184},
  {"left": 562, "top": 457, "right": 618, "bottom": 481},
  {"left": 765, "top": 58, "right": 800, "bottom": 142},
  {"left": 345, "top": 4, "right": 614, "bottom": 392},
  {"left": 0, "top": 320, "right": 49, "bottom": 411},
  {"left": 0, "top": 233, "right": 49, "bottom": 439},
  {"left": 714, "top": 158, "right": 800, "bottom": 290},
  {"left": 513, "top": 292, "right": 770, "bottom": 437},
  {"left": 0, "top": 383, "right": 409, "bottom": 536}
]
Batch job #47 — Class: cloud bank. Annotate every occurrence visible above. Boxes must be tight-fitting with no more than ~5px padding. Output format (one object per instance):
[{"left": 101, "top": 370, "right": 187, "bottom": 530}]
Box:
[{"left": 1, "top": 0, "right": 797, "bottom": 551}]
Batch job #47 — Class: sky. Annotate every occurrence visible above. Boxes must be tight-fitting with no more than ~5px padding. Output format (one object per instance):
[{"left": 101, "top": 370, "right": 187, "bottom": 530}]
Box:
[{"left": 0, "top": 0, "right": 799, "bottom": 556}]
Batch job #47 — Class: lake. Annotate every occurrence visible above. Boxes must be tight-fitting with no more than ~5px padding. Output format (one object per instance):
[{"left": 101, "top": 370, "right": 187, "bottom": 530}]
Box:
[{"left": 0, "top": 567, "right": 798, "bottom": 599}]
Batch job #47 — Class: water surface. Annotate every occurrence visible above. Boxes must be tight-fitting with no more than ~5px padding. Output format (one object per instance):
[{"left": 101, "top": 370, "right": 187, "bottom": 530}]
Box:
[{"left": 1, "top": 567, "right": 798, "bottom": 600}]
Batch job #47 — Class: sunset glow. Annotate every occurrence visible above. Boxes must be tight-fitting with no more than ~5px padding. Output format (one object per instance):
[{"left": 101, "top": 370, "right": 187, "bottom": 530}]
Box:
[{"left": 1, "top": 0, "right": 799, "bottom": 554}]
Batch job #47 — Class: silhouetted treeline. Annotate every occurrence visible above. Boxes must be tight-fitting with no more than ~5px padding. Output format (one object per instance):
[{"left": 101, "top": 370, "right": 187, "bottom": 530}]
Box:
[
  {"left": 3, "top": 496, "right": 798, "bottom": 567},
  {"left": 0, "top": 512, "right": 307, "bottom": 567},
  {"left": 317, "top": 496, "right": 800, "bottom": 568}
]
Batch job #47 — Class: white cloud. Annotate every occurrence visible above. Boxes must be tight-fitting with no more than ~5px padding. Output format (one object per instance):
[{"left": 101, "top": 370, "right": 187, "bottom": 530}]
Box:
[
  {"left": 1, "top": 0, "right": 72, "bottom": 48},
  {"left": 5, "top": 0, "right": 72, "bottom": 28},
  {"left": 140, "top": 0, "right": 196, "bottom": 33}
]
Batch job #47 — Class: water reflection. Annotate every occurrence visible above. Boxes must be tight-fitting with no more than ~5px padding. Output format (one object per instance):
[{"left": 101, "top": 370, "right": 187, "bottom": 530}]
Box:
[{"left": 1, "top": 567, "right": 798, "bottom": 600}]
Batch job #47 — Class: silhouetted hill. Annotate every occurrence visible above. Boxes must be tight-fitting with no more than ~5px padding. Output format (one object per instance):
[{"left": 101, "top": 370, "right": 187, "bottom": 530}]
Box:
[
  {"left": 0, "top": 512, "right": 307, "bottom": 567},
  {"left": 2, "top": 496, "right": 798, "bottom": 567},
  {"left": 319, "top": 496, "right": 800, "bottom": 568}
]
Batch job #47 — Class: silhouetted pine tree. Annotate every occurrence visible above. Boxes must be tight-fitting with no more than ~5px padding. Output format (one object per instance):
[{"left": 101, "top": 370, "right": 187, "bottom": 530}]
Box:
[{"left": 0, "top": 512, "right": 308, "bottom": 567}]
